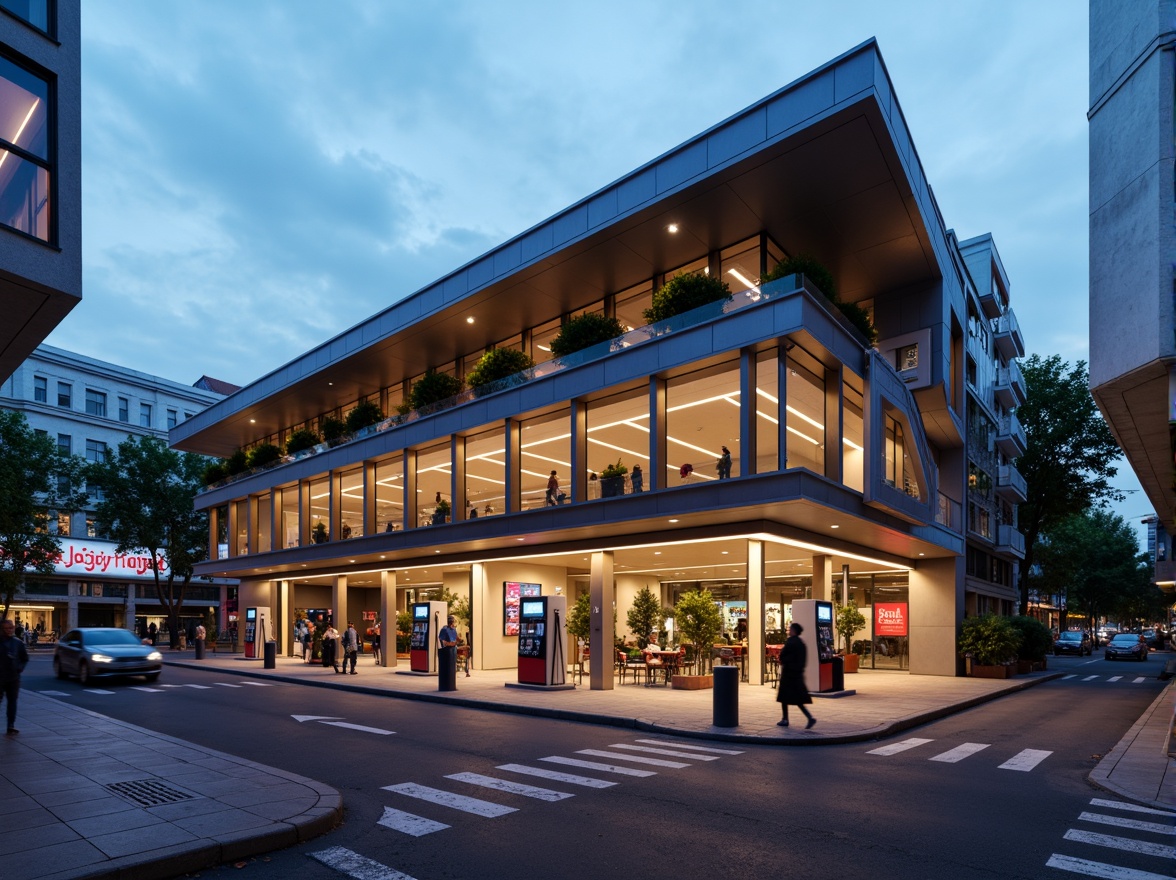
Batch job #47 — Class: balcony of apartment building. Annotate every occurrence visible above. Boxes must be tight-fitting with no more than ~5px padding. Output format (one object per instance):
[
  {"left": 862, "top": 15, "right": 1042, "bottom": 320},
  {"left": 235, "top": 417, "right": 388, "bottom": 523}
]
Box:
[
  {"left": 1154, "top": 559, "right": 1176, "bottom": 585},
  {"left": 977, "top": 282, "right": 1006, "bottom": 320},
  {"left": 993, "top": 310, "right": 1025, "bottom": 360},
  {"left": 995, "top": 464, "right": 1027, "bottom": 504},
  {"left": 996, "top": 523, "right": 1026, "bottom": 558},
  {"left": 996, "top": 411, "right": 1027, "bottom": 458},
  {"left": 993, "top": 361, "right": 1027, "bottom": 409}
]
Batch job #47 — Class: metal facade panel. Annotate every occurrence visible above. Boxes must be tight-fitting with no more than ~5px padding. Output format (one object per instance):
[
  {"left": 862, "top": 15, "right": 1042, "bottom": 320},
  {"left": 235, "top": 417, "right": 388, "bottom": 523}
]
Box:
[
  {"left": 655, "top": 141, "right": 707, "bottom": 195},
  {"left": 587, "top": 188, "right": 619, "bottom": 229},
  {"left": 766, "top": 68, "right": 835, "bottom": 137},
  {"left": 707, "top": 108, "right": 767, "bottom": 168}
]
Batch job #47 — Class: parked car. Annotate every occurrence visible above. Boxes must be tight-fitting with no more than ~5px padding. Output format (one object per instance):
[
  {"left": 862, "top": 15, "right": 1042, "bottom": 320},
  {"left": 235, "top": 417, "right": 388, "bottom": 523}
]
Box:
[
  {"left": 1095, "top": 626, "right": 1118, "bottom": 646},
  {"left": 53, "top": 628, "right": 163, "bottom": 685},
  {"left": 1104, "top": 632, "right": 1148, "bottom": 662},
  {"left": 1053, "top": 630, "right": 1092, "bottom": 656},
  {"left": 1140, "top": 629, "right": 1162, "bottom": 649}
]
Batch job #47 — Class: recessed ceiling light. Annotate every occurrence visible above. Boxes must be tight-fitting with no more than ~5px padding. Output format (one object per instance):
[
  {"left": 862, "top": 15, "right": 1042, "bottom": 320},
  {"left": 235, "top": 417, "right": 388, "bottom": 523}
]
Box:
[
  {"left": 918, "top": 552, "right": 925, "bottom": 557},
  {"left": 668, "top": 518, "right": 679, "bottom": 523},
  {"left": 667, "top": 223, "right": 679, "bottom": 233},
  {"left": 249, "top": 419, "right": 256, "bottom": 424},
  {"left": 435, "top": 550, "right": 440, "bottom": 554},
  {"left": 349, "top": 560, "right": 355, "bottom": 563},
  {"left": 466, "top": 316, "right": 475, "bottom": 324},
  {"left": 328, "top": 382, "right": 334, "bottom": 386},
  {"left": 830, "top": 524, "right": 839, "bottom": 529},
  {"left": 654, "top": 551, "right": 661, "bottom": 555},
  {"left": 721, "top": 551, "right": 729, "bottom": 555}
]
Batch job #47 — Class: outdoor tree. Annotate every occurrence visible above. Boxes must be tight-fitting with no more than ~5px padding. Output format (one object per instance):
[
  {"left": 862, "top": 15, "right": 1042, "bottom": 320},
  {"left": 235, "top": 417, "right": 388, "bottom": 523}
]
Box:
[
  {"left": 0, "top": 410, "right": 88, "bottom": 618},
  {"left": 1112, "top": 575, "right": 1169, "bottom": 631},
  {"left": 627, "top": 585, "right": 667, "bottom": 647},
  {"left": 87, "top": 435, "right": 210, "bottom": 648},
  {"left": 673, "top": 589, "right": 723, "bottom": 673},
  {"left": 1016, "top": 354, "right": 1124, "bottom": 614},
  {"left": 1034, "top": 508, "right": 1147, "bottom": 634}
]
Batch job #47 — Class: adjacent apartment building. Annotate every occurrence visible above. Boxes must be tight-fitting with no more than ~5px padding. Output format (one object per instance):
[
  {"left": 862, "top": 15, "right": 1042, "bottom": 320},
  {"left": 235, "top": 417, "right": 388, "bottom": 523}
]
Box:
[
  {"left": 0, "top": 344, "right": 238, "bottom": 638},
  {"left": 0, "top": 1, "right": 81, "bottom": 382},
  {"left": 171, "top": 40, "right": 1027, "bottom": 680},
  {"left": 1088, "top": 0, "right": 1176, "bottom": 593}
]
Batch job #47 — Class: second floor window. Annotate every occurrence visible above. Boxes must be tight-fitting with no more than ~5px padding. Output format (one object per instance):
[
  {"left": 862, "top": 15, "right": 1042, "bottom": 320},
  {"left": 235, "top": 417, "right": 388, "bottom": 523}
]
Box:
[
  {"left": 118, "top": 397, "right": 129, "bottom": 422},
  {"left": 0, "top": 1, "right": 52, "bottom": 35},
  {"left": 32, "top": 374, "right": 45, "bottom": 401},
  {"left": 140, "top": 402, "right": 152, "bottom": 427},
  {"left": 85, "top": 438, "right": 107, "bottom": 463},
  {"left": 0, "top": 52, "right": 52, "bottom": 242},
  {"left": 56, "top": 432, "right": 69, "bottom": 455},
  {"left": 85, "top": 389, "right": 106, "bottom": 417},
  {"left": 166, "top": 409, "right": 177, "bottom": 429},
  {"left": 57, "top": 381, "right": 70, "bottom": 408}
]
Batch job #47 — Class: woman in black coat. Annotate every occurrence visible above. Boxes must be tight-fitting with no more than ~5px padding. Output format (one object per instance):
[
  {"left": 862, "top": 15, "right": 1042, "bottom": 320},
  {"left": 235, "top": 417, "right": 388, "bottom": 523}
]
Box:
[{"left": 776, "top": 622, "right": 816, "bottom": 729}]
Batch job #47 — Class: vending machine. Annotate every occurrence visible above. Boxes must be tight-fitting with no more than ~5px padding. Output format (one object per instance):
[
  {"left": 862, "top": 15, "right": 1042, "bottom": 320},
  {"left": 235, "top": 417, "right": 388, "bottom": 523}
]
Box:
[
  {"left": 409, "top": 601, "right": 448, "bottom": 673},
  {"left": 517, "top": 595, "right": 567, "bottom": 686},
  {"left": 243, "top": 606, "right": 271, "bottom": 659},
  {"left": 791, "top": 599, "right": 836, "bottom": 692}
]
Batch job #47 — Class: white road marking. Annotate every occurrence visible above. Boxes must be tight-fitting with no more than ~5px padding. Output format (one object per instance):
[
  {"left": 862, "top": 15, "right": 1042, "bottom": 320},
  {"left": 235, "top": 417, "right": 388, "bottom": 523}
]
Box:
[
  {"left": 999, "top": 749, "right": 1052, "bottom": 771},
  {"left": 1133, "top": 677, "right": 1147, "bottom": 683},
  {"left": 539, "top": 756, "right": 656, "bottom": 777},
  {"left": 575, "top": 749, "right": 689, "bottom": 768},
  {"left": 38, "top": 690, "right": 70, "bottom": 696},
  {"left": 867, "top": 738, "right": 933, "bottom": 756},
  {"left": 1107, "top": 676, "right": 1122, "bottom": 682},
  {"left": 446, "top": 772, "right": 573, "bottom": 802},
  {"left": 83, "top": 689, "right": 115, "bottom": 695},
  {"left": 497, "top": 763, "right": 616, "bottom": 788},
  {"left": 928, "top": 742, "right": 990, "bottom": 763},
  {"left": 1090, "top": 798, "right": 1176, "bottom": 817},
  {"left": 376, "top": 806, "right": 449, "bottom": 837},
  {"left": 382, "top": 783, "right": 517, "bottom": 817},
  {"left": 1063, "top": 829, "right": 1176, "bottom": 859},
  {"left": 1046, "top": 853, "right": 1174, "bottom": 879},
  {"left": 312, "top": 845, "right": 419, "bottom": 879},
  {"left": 240, "top": 681, "right": 274, "bottom": 686},
  {"left": 1061, "top": 674, "right": 1077, "bottom": 680},
  {"left": 1077, "top": 812, "right": 1176, "bottom": 836},
  {"left": 634, "top": 739, "right": 744, "bottom": 754},
  {"left": 1083, "top": 675, "right": 1100, "bottom": 681},
  {"left": 180, "top": 684, "right": 212, "bottom": 689},
  {"left": 160, "top": 684, "right": 185, "bottom": 688},
  {"left": 609, "top": 743, "right": 721, "bottom": 760},
  {"left": 130, "top": 686, "right": 164, "bottom": 693},
  {"left": 214, "top": 682, "right": 243, "bottom": 688},
  {"left": 322, "top": 721, "right": 396, "bottom": 735}
]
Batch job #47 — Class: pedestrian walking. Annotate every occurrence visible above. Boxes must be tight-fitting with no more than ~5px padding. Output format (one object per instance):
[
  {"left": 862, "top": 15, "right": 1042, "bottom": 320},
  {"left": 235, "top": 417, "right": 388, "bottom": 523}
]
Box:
[
  {"left": 717, "top": 446, "right": 732, "bottom": 480},
  {"left": 777, "top": 622, "right": 815, "bottom": 729},
  {"left": 342, "top": 622, "right": 359, "bottom": 675},
  {"left": 1, "top": 618, "right": 30, "bottom": 735},
  {"left": 371, "top": 622, "right": 381, "bottom": 665},
  {"left": 147, "top": 621, "right": 158, "bottom": 646},
  {"left": 546, "top": 470, "right": 560, "bottom": 506}
]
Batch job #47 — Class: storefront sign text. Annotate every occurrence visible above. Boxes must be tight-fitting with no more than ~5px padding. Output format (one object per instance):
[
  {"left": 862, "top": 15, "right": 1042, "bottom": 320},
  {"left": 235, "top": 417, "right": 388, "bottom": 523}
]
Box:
[{"left": 875, "top": 602, "right": 908, "bottom": 636}]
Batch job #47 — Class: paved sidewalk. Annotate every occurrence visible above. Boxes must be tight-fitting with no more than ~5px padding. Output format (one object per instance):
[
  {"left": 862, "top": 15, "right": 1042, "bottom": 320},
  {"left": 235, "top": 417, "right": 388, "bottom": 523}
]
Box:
[{"left": 2, "top": 651, "right": 1171, "bottom": 880}]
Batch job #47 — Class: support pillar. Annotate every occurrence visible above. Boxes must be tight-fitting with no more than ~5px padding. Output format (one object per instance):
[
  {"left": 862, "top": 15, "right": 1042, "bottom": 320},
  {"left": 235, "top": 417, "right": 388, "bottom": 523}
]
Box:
[
  {"left": 812, "top": 555, "right": 833, "bottom": 602},
  {"left": 747, "top": 539, "right": 765, "bottom": 685},
  {"left": 380, "top": 570, "right": 396, "bottom": 668},
  {"left": 589, "top": 551, "right": 615, "bottom": 690}
]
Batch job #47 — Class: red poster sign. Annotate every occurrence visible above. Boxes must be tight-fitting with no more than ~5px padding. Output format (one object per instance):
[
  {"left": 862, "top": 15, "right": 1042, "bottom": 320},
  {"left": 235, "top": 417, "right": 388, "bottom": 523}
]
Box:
[{"left": 875, "top": 603, "right": 908, "bottom": 636}]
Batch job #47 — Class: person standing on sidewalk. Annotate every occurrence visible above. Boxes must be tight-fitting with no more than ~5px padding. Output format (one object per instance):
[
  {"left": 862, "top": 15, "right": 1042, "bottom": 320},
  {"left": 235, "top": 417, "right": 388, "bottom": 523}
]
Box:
[
  {"left": 1, "top": 619, "right": 30, "bottom": 735},
  {"left": 342, "top": 622, "right": 359, "bottom": 675},
  {"left": 439, "top": 615, "right": 459, "bottom": 677},
  {"left": 322, "top": 622, "right": 340, "bottom": 673},
  {"left": 371, "top": 622, "right": 381, "bottom": 665},
  {"left": 777, "top": 622, "right": 815, "bottom": 729}
]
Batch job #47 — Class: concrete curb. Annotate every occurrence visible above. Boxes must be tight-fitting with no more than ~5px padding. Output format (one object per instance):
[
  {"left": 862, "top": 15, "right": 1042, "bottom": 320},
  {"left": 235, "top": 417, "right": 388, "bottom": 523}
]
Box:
[{"left": 1088, "top": 680, "right": 1175, "bottom": 809}]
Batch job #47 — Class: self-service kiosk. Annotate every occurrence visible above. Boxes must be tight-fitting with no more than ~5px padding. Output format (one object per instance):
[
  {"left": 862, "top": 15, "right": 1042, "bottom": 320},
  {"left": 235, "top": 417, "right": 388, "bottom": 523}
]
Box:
[
  {"left": 791, "top": 599, "right": 836, "bottom": 692},
  {"left": 517, "top": 595, "right": 567, "bottom": 686},
  {"left": 409, "top": 601, "right": 448, "bottom": 673},
  {"left": 243, "top": 606, "right": 271, "bottom": 659}
]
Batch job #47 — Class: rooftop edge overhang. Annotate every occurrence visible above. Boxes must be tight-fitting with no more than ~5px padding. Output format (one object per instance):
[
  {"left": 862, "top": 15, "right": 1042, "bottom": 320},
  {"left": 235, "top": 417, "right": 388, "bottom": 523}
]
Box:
[{"left": 173, "top": 38, "right": 952, "bottom": 459}]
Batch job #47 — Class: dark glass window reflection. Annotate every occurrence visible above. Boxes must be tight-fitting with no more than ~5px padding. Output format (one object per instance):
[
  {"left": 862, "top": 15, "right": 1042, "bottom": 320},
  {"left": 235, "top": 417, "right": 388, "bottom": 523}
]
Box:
[
  {"left": 0, "top": 53, "right": 50, "bottom": 240},
  {"left": 0, "top": 0, "right": 51, "bottom": 35}
]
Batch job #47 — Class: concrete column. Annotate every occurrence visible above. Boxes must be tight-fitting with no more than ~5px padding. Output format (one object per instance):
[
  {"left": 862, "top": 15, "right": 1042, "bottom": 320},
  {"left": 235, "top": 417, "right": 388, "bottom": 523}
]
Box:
[
  {"left": 812, "top": 555, "right": 833, "bottom": 601},
  {"left": 571, "top": 401, "right": 587, "bottom": 502},
  {"left": 334, "top": 576, "right": 348, "bottom": 634},
  {"left": 470, "top": 563, "right": 486, "bottom": 672},
  {"left": 909, "top": 556, "right": 963, "bottom": 676},
  {"left": 649, "top": 377, "right": 666, "bottom": 491},
  {"left": 363, "top": 459, "right": 377, "bottom": 537},
  {"left": 779, "top": 344, "right": 791, "bottom": 469},
  {"left": 452, "top": 434, "right": 465, "bottom": 521},
  {"left": 825, "top": 365, "right": 843, "bottom": 482},
  {"left": 740, "top": 348, "right": 757, "bottom": 476},
  {"left": 505, "top": 419, "right": 520, "bottom": 513},
  {"left": 380, "top": 570, "right": 396, "bottom": 668},
  {"left": 126, "top": 583, "right": 136, "bottom": 630},
  {"left": 404, "top": 448, "right": 418, "bottom": 528},
  {"left": 589, "top": 551, "right": 615, "bottom": 690},
  {"left": 747, "top": 539, "right": 765, "bottom": 685},
  {"left": 277, "top": 580, "right": 290, "bottom": 656},
  {"left": 67, "top": 581, "right": 79, "bottom": 630}
]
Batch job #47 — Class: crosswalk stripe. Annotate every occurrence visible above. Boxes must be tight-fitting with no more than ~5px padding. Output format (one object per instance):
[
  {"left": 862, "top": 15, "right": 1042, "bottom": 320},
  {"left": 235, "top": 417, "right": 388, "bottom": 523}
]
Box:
[
  {"left": 1133, "top": 677, "right": 1146, "bottom": 683},
  {"left": 38, "top": 690, "right": 70, "bottom": 696},
  {"left": 214, "top": 682, "right": 243, "bottom": 688},
  {"left": 1077, "top": 812, "right": 1176, "bottom": 835},
  {"left": 928, "top": 742, "right": 990, "bottom": 763},
  {"left": 1046, "top": 852, "right": 1174, "bottom": 879},
  {"left": 241, "top": 681, "right": 274, "bottom": 686},
  {"left": 1083, "top": 675, "right": 1099, "bottom": 681},
  {"left": 130, "top": 687, "right": 164, "bottom": 693},
  {"left": 608, "top": 743, "right": 721, "bottom": 761},
  {"left": 999, "top": 749, "right": 1052, "bottom": 771},
  {"left": 1107, "top": 676, "right": 1122, "bottom": 682},
  {"left": 539, "top": 756, "right": 656, "bottom": 777},
  {"left": 576, "top": 749, "right": 689, "bottom": 768},
  {"left": 1063, "top": 829, "right": 1176, "bottom": 859},
  {"left": 376, "top": 806, "right": 449, "bottom": 837},
  {"left": 1090, "top": 798, "right": 1176, "bottom": 818},
  {"left": 181, "top": 684, "right": 212, "bottom": 689},
  {"left": 312, "top": 844, "right": 419, "bottom": 879},
  {"left": 84, "top": 689, "right": 115, "bottom": 695},
  {"left": 446, "top": 772, "right": 573, "bottom": 802},
  {"left": 867, "top": 738, "right": 933, "bottom": 756},
  {"left": 382, "top": 782, "right": 517, "bottom": 817},
  {"left": 160, "top": 684, "right": 184, "bottom": 688},
  {"left": 634, "top": 739, "right": 744, "bottom": 754},
  {"left": 497, "top": 763, "right": 616, "bottom": 788},
  {"left": 1061, "top": 674, "right": 1077, "bottom": 680}
]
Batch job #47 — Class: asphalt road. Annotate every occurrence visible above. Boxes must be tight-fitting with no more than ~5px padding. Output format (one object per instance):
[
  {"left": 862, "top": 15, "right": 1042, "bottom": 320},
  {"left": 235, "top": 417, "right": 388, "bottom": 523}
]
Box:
[{"left": 22, "top": 652, "right": 1176, "bottom": 880}]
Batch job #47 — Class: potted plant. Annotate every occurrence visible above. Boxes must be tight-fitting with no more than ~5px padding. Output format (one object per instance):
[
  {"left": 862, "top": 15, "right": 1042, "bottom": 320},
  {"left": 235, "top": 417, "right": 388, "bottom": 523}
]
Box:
[
  {"left": 432, "top": 498, "right": 450, "bottom": 525},
  {"left": 835, "top": 603, "right": 867, "bottom": 673},
  {"left": 643, "top": 271, "right": 732, "bottom": 323},
  {"left": 395, "top": 610, "right": 412, "bottom": 657},
  {"left": 285, "top": 428, "right": 321, "bottom": 455},
  {"left": 202, "top": 460, "right": 228, "bottom": 486},
  {"left": 344, "top": 399, "right": 385, "bottom": 434},
  {"left": 245, "top": 442, "right": 282, "bottom": 470},
  {"left": 762, "top": 254, "right": 877, "bottom": 345},
  {"left": 549, "top": 312, "right": 626, "bottom": 357},
  {"left": 671, "top": 589, "right": 722, "bottom": 688},
  {"left": 225, "top": 448, "right": 248, "bottom": 475},
  {"left": 626, "top": 586, "right": 667, "bottom": 648},
  {"left": 320, "top": 416, "right": 347, "bottom": 447},
  {"left": 409, "top": 370, "right": 464, "bottom": 410},
  {"left": 466, "top": 347, "right": 535, "bottom": 394},
  {"left": 957, "top": 614, "right": 1022, "bottom": 678},
  {"left": 600, "top": 459, "right": 627, "bottom": 497},
  {"left": 1009, "top": 615, "right": 1052, "bottom": 673}
]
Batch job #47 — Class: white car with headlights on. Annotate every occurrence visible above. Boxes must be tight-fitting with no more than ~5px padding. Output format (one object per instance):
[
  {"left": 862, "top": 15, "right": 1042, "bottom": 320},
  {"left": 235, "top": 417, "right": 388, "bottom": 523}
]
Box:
[{"left": 53, "top": 628, "right": 163, "bottom": 685}]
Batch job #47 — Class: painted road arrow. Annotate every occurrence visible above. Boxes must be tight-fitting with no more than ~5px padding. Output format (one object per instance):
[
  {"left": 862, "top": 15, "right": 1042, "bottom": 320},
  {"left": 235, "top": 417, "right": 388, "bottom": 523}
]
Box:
[{"left": 292, "top": 715, "right": 396, "bottom": 735}]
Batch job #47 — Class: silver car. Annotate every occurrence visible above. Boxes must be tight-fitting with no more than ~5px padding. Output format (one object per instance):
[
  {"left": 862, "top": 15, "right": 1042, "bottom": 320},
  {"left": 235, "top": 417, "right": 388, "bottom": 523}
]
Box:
[{"left": 53, "top": 628, "right": 163, "bottom": 685}]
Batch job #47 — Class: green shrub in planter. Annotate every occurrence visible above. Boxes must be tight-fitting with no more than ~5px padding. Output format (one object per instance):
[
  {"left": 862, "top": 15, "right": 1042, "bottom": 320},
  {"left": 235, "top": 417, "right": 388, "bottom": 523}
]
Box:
[
  {"left": 466, "top": 347, "right": 534, "bottom": 390},
  {"left": 549, "top": 312, "right": 626, "bottom": 357},
  {"left": 203, "top": 461, "right": 228, "bottom": 485},
  {"left": 246, "top": 442, "right": 282, "bottom": 470},
  {"left": 285, "top": 428, "right": 321, "bottom": 455},
  {"left": 320, "top": 416, "right": 346, "bottom": 445},
  {"left": 763, "top": 254, "right": 877, "bottom": 344},
  {"left": 1009, "top": 615, "right": 1052, "bottom": 662},
  {"left": 409, "top": 370, "right": 464, "bottom": 410},
  {"left": 225, "top": 449, "right": 248, "bottom": 475},
  {"left": 957, "top": 614, "right": 1021, "bottom": 666},
  {"left": 643, "top": 272, "right": 731, "bottom": 323},
  {"left": 345, "top": 400, "right": 385, "bottom": 433}
]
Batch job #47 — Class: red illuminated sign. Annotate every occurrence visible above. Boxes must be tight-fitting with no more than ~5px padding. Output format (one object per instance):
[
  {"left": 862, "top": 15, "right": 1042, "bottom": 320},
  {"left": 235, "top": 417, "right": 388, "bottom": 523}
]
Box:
[{"left": 875, "top": 602, "right": 908, "bottom": 636}]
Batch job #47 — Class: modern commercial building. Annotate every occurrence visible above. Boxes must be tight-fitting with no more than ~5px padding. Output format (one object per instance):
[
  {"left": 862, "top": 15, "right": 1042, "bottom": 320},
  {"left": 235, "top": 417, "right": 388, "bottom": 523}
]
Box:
[
  {"left": 0, "top": 344, "right": 237, "bottom": 637},
  {"left": 0, "top": 1, "right": 81, "bottom": 382},
  {"left": 1088, "top": 0, "right": 1176, "bottom": 596},
  {"left": 172, "top": 40, "right": 1026, "bottom": 680}
]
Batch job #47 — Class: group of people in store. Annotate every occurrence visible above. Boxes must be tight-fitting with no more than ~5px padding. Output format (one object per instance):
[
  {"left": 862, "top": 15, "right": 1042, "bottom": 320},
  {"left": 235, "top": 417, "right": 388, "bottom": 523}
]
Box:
[{"left": 296, "top": 618, "right": 381, "bottom": 673}]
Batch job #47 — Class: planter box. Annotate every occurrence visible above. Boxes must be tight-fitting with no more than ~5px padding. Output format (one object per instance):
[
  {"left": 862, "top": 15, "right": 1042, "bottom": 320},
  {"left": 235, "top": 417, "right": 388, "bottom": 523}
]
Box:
[
  {"left": 842, "top": 653, "right": 860, "bottom": 673},
  {"left": 600, "top": 476, "right": 625, "bottom": 497},
  {"left": 671, "top": 674, "right": 713, "bottom": 690},
  {"left": 971, "top": 664, "right": 1012, "bottom": 679}
]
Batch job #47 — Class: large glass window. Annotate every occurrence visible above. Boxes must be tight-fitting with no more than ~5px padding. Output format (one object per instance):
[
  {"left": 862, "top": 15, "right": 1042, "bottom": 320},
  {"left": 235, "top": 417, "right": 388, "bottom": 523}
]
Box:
[
  {"left": 166, "top": 409, "right": 178, "bottom": 429},
  {"left": 140, "top": 402, "right": 152, "bottom": 428},
  {"left": 520, "top": 408, "right": 571, "bottom": 511},
  {"left": 0, "top": 1, "right": 52, "bottom": 34},
  {"left": 278, "top": 485, "right": 300, "bottom": 548},
  {"left": 416, "top": 442, "right": 451, "bottom": 526},
  {"left": 85, "top": 390, "right": 106, "bottom": 418},
  {"left": 56, "top": 432, "right": 68, "bottom": 454},
  {"left": 464, "top": 427, "right": 505, "bottom": 518},
  {"left": 720, "top": 238, "right": 763, "bottom": 295},
  {"left": 118, "top": 397, "right": 129, "bottom": 422},
  {"left": 232, "top": 499, "right": 249, "bottom": 556},
  {"left": 256, "top": 492, "right": 272, "bottom": 552},
  {"left": 338, "top": 467, "right": 363, "bottom": 539},
  {"left": 84, "top": 439, "right": 106, "bottom": 463},
  {"left": 33, "top": 375, "right": 44, "bottom": 401},
  {"left": 0, "top": 53, "right": 50, "bottom": 241},
  {"left": 531, "top": 317, "right": 561, "bottom": 364},
  {"left": 375, "top": 456, "right": 403, "bottom": 532},
  {"left": 615, "top": 281, "right": 653, "bottom": 333},
  {"left": 666, "top": 360, "right": 740, "bottom": 483},
  {"left": 843, "top": 374, "right": 865, "bottom": 492},
  {"left": 785, "top": 347, "right": 825, "bottom": 475},
  {"left": 755, "top": 350, "right": 779, "bottom": 474},
  {"left": 56, "top": 381, "right": 69, "bottom": 408},
  {"left": 587, "top": 389, "right": 649, "bottom": 494},
  {"left": 308, "top": 476, "right": 330, "bottom": 542}
]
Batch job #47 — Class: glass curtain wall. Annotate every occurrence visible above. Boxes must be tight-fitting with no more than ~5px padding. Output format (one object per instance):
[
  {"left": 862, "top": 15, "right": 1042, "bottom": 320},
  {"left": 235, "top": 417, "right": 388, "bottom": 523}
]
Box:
[
  {"left": 755, "top": 350, "right": 780, "bottom": 474},
  {"left": 519, "top": 408, "right": 571, "bottom": 511},
  {"left": 785, "top": 346, "right": 826, "bottom": 475},
  {"left": 464, "top": 427, "right": 506, "bottom": 518},
  {"left": 586, "top": 389, "right": 649, "bottom": 495},
  {"left": 666, "top": 360, "right": 740, "bottom": 483},
  {"left": 615, "top": 281, "right": 653, "bottom": 333},
  {"left": 278, "top": 485, "right": 299, "bottom": 548},
  {"left": 308, "top": 476, "right": 329, "bottom": 542},
  {"left": 416, "top": 442, "right": 451, "bottom": 526},
  {"left": 375, "top": 456, "right": 403, "bottom": 532},
  {"left": 338, "top": 467, "right": 363, "bottom": 539},
  {"left": 843, "top": 375, "right": 865, "bottom": 492},
  {"left": 256, "top": 492, "right": 272, "bottom": 552},
  {"left": 233, "top": 499, "right": 249, "bottom": 556}
]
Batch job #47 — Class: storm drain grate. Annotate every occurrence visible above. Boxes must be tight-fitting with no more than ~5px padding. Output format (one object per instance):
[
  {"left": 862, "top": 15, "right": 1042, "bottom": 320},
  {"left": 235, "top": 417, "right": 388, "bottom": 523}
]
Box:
[{"left": 105, "top": 780, "right": 195, "bottom": 807}]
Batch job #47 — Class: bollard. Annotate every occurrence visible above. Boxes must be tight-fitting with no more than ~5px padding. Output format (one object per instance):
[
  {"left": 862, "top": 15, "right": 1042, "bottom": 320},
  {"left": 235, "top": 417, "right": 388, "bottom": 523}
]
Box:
[
  {"left": 713, "top": 664, "right": 738, "bottom": 727},
  {"left": 438, "top": 647, "right": 457, "bottom": 692},
  {"left": 194, "top": 639, "right": 205, "bottom": 660},
  {"left": 263, "top": 640, "right": 276, "bottom": 669}
]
